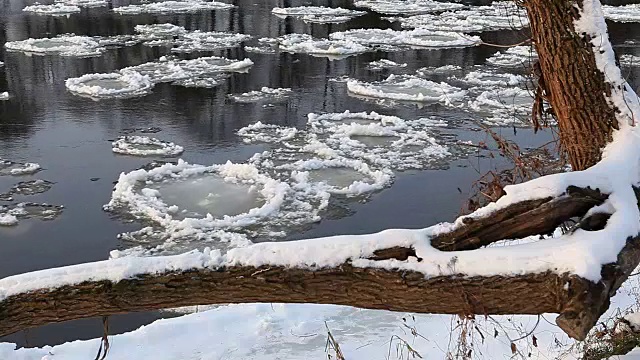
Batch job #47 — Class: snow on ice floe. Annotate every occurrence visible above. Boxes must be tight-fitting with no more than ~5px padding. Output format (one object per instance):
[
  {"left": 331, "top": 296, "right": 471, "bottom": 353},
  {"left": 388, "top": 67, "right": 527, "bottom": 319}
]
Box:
[
  {"left": 237, "top": 122, "right": 298, "bottom": 143},
  {"left": 603, "top": 4, "right": 640, "bottom": 23},
  {"left": 485, "top": 45, "right": 537, "bottom": 68},
  {"left": 450, "top": 70, "right": 526, "bottom": 87},
  {"left": 135, "top": 23, "right": 187, "bottom": 38},
  {"left": 0, "top": 203, "right": 63, "bottom": 226},
  {"left": 23, "top": 2, "right": 80, "bottom": 15},
  {"left": 396, "top": 1, "right": 529, "bottom": 32},
  {"left": 468, "top": 87, "right": 534, "bottom": 126},
  {"left": 5, "top": 34, "right": 103, "bottom": 57},
  {"left": 330, "top": 28, "right": 480, "bottom": 49},
  {"left": 112, "top": 136, "right": 184, "bottom": 157},
  {"left": 285, "top": 158, "right": 393, "bottom": 196},
  {"left": 0, "top": 160, "right": 41, "bottom": 176},
  {"left": 346, "top": 74, "right": 467, "bottom": 106},
  {"left": 105, "top": 160, "right": 328, "bottom": 246},
  {"left": 171, "top": 31, "right": 251, "bottom": 53},
  {"left": 60, "top": 0, "right": 107, "bottom": 7},
  {"left": 354, "top": 0, "right": 463, "bottom": 16},
  {"left": 229, "top": 87, "right": 292, "bottom": 103},
  {"left": 276, "top": 34, "right": 369, "bottom": 60},
  {"left": 366, "top": 59, "right": 407, "bottom": 71},
  {"left": 65, "top": 71, "right": 154, "bottom": 100},
  {"left": 272, "top": 6, "right": 366, "bottom": 24},
  {"left": 0, "top": 180, "right": 54, "bottom": 201},
  {"left": 113, "top": 0, "right": 233, "bottom": 14}
]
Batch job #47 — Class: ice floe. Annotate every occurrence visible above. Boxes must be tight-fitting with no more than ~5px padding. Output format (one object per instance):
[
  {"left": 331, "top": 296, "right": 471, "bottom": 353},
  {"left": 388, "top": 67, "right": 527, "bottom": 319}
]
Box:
[
  {"left": 5, "top": 34, "right": 103, "bottom": 57},
  {"left": 112, "top": 136, "right": 184, "bottom": 157},
  {"left": 620, "top": 54, "right": 640, "bottom": 67},
  {"left": 366, "top": 59, "right": 407, "bottom": 71},
  {"left": 485, "top": 45, "right": 538, "bottom": 68},
  {"left": 0, "top": 92, "right": 9, "bottom": 101},
  {"left": 105, "top": 160, "right": 327, "bottom": 246},
  {"left": 396, "top": 2, "right": 529, "bottom": 32},
  {"left": 353, "top": 0, "right": 463, "bottom": 16},
  {"left": 237, "top": 122, "right": 298, "bottom": 143},
  {"left": 113, "top": 0, "right": 233, "bottom": 14},
  {"left": 272, "top": 6, "right": 366, "bottom": 23},
  {"left": 23, "top": 3, "right": 80, "bottom": 15},
  {"left": 171, "top": 31, "right": 252, "bottom": 53},
  {"left": 60, "top": 0, "right": 107, "bottom": 7},
  {"left": 346, "top": 74, "right": 467, "bottom": 105},
  {"left": 65, "top": 71, "right": 154, "bottom": 100},
  {"left": 0, "top": 160, "right": 41, "bottom": 176},
  {"left": 603, "top": 4, "right": 640, "bottom": 23},
  {"left": 0, "top": 203, "right": 64, "bottom": 226},
  {"left": 229, "top": 87, "right": 292, "bottom": 103},
  {"left": 276, "top": 34, "right": 369, "bottom": 60},
  {"left": 450, "top": 70, "right": 526, "bottom": 87},
  {"left": 135, "top": 23, "right": 187, "bottom": 38},
  {"left": 468, "top": 87, "right": 534, "bottom": 126},
  {"left": 0, "top": 180, "right": 54, "bottom": 201},
  {"left": 330, "top": 28, "right": 480, "bottom": 49}
]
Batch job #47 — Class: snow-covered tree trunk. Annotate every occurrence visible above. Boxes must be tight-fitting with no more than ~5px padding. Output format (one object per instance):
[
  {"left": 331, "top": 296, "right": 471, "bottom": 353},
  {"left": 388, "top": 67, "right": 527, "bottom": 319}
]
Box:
[{"left": 526, "top": 0, "right": 631, "bottom": 170}]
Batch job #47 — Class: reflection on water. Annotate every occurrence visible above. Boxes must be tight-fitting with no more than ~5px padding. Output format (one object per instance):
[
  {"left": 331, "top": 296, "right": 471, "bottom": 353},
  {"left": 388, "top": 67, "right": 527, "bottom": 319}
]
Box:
[{"left": 0, "top": 0, "right": 637, "bottom": 348}]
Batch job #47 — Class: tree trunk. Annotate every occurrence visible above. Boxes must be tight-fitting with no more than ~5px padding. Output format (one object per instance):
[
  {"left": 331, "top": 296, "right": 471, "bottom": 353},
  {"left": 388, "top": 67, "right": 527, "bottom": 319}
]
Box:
[{"left": 525, "top": 0, "right": 619, "bottom": 170}]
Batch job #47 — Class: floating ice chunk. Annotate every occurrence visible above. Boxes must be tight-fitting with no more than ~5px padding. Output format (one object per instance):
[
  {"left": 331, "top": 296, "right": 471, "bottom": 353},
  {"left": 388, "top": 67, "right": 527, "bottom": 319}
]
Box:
[
  {"left": 5, "top": 34, "right": 103, "bottom": 57},
  {"left": 23, "top": 2, "right": 80, "bottom": 16},
  {"left": 0, "top": 214, "right": 18, "bottom": 226},
  {"left": 277, "top": 34, "right": 369, "bottom": 60},
  {"left": 113, "top": 0, "right": 233, "bottom": 14},
  {"left": 58, "top": 0, "right": 107, "bottom": 7},
  {"left": 308, "top": 110, "right": 406, "bottom": 129},
  {"left": 105, "top": 160, "right": 324, "bottom": 243},
  {"left": 171, "top": 31, "right": 252, "bottom": 53},
  {"left": 353, "top": 0, "right": 463, "bottom": 15},
  {"left": 122, "top": 60, "right": 190, "bottom": 83},
  {"left": 0, "top": 92, "right": 9, "bottom": 101},
  {"left": 620, "top": 54, "right": 640, "bottom": 67},
  {"left": 469, "top": 87, "right": 532, "bottom": 114},
  {"left": 135, "top": 23, "right": 187, "bottom": 38},
  {"left": 398, "top": 2, "right": 529, "bottom": 32},
  {"left": 237, "top": 122, "right": 298, "bottom": 143},
  {"left": 330, "top": 28, "right": 480, "bottom": 49},
  {"left": 0, "top": 160, "right": 42, "bottom": 176},
  {"left": 178, "top": 56, "right": 254, "bottom": 74},
  {"left": 2, "top": 180, "right": 54, "bottom": 198},
  {"left": 229, "top": 87, "right": 292, "bottom": 103},
  {"left": 346, "top": 75, "right": 466, "bottom": 105},
  {"left": 171, "top": 75, "right": 227, "bottom": 88},
  {"left": 367, "top": 59, "right": 407, "bottom": 71},
  {"left": 286, "top": 158, "right": 393, "bottom": 196},
  {"left": 603, "top": 4, "right": 640, "bottom": 23},
  {"left": 486, "top": 45, "right": 537, "bottom": 68},
  {"left": 416, "top": 64, "right": 463, "bottom": 76},
  {"left": 112, "top": 136, "right": 184, "bottom": 157},
  {"left": 452, "top": 70, "right": 526, "bottom": 87},
  {"left": 65, "top": 71, "right": 154, "bottom": 100},
  {"left": 272, "top": 6, "right": 366, "bottom": 23}
]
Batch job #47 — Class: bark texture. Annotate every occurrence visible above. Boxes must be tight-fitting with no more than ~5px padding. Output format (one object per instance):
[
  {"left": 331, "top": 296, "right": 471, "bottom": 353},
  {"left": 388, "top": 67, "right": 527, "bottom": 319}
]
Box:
[
  {"left": 525, "top": 0, "right": 619, "bottom": 170},
  {"left": 0, "top": 186, "right": 626, "bottom": 341}
]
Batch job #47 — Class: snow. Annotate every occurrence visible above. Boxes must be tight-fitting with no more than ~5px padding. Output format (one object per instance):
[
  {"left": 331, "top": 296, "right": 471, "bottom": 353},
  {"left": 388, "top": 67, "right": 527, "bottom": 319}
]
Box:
[
  {"left": 5, "top": 34, "right": 103, "bottom": 57},
  {"left": 112, "top": 136, "right": 184, "bottom": 157},
  {"left": 347, "top": 74, "right": 467, "bottom": 105},
  {"left": 65, "top": 71, "right": 154, "bottom": 100},
  {"left": 272, "top": 6, "right": 365, "bottom": 23},
  {"left": 22, "top": 2, "right": 80, "bottom": 15},
  {"left": 113, "top": 0, "right": 233, "bottom": 14}
]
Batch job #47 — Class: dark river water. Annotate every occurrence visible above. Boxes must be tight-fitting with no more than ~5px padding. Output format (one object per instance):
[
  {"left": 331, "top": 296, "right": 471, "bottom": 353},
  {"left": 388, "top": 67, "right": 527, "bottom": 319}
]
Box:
[{"left": 0, "top": 0, "right": 638, "bottom": 348}]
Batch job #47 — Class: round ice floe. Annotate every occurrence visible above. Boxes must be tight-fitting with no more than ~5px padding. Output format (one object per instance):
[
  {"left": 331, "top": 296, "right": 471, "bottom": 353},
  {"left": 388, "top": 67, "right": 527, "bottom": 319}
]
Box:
[
  {"left": 105, "top": 160, "right": 313, "bottom": 241},
  {"left": 486, "top": 46, "right": 537, "bottom": 68},
  {"left": 353, "top": 0, "right": 463, "bottom": 16},
  {"left": 621, "top": 54, "right": 640, "bottom": 67},
  {"left": 367, "top": 59, "right": 407, "bottom": 71},
  {"left": 272, "top": 6, "right": 366, "bottom": 23},
  {"left": 5, "top": 180, "right": 54, "bottom": 196},
  {"left": 308, "top": 110, "right": 406, "bottom": 131},
  {"left": 603, "top": 4, "right": 640, "bottom": 23},
  {"left": 121, "top": 60, "right": 190, "bottom": 83},
  {"left": 0, "top": 160, "right": 41, "bottom": 176},
  {"left": 60, "top": 0, "right": 107, "bottom": 7},
  {"left": 277, "top": 34, "right": 369, "bottom": 60},
  {"left": 330, "top": 28, "right": 479, "bottom": 49},
  {"left": 171, "top": 31, "right": 252, "bottom": 53},
  {"left": 178, "top": 56, "right": 254, "bottom": 74},
  {"left": 5, "top": 35, "right": 103, "bottom": 57},
  {"left": 135, "top": 23, "right": 187, "bottom": 38},
  {"left": 65, "top": 71, "right": 154, "bottom": 100},
  {"left": 0, "top": 92, "right": 9, "bottom": 101},
  {"left": 237, "top": 122, "right": 298, "bottom": 143},
  {"left": 113, "top": 0, "right": 233, "bottom": 14},
  {"left": 286, "top": 158, "right": 393, "bottom": 196},
  {"left": 229, "top": 87, "right": 292, "bottom": 103},
  {"left": 23, "top": 3, "right": 80, "bottom": 15},
  {"left": 171, "top": 75, "right": 227, "bottom": 88},
  {"left": 452, "top": 70, "right": 526, "bottom": 87},
  {"left": 346, "top": 75, "right": 466, "bottom": 105},
  {"left": 0, "top": 202, "right": 64, "bottom": 226},
  {"left": 112, "top": 136, "right": 184, "bottom": 157},
  {"left": 469, "top": 87, "right": 532, "bottom": 114}
]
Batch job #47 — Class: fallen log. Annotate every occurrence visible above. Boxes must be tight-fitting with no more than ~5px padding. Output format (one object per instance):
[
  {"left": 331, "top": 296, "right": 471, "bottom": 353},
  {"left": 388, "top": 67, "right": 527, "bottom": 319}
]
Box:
[{"left": 0, "top": 185, "right": 631, "bottom": 341}]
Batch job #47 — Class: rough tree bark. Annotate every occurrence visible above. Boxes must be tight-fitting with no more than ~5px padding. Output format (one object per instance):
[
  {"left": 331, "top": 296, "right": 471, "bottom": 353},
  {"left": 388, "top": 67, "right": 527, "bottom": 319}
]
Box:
[{"left": 525, "top": 0, "right": 619, "bottom": 170}]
